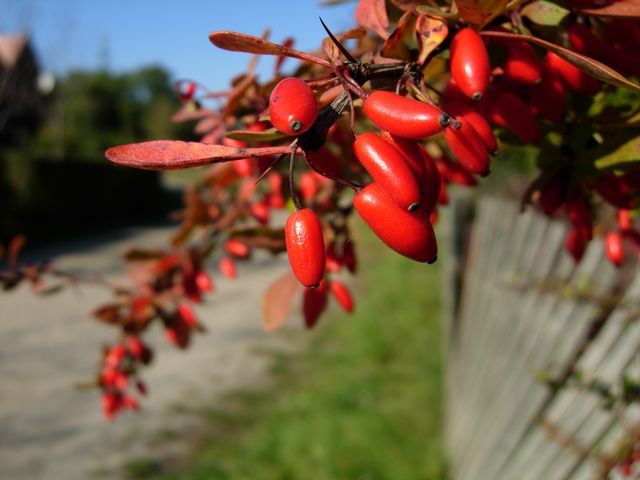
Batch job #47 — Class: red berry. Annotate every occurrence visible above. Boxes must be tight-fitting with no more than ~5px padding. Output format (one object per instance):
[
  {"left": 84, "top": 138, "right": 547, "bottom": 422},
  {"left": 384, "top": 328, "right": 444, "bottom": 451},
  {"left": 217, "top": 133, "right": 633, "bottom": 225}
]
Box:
[
  {"left": 436, "top": 158, "right": 477, "bottom": 187},
  {"left": 354, "top": 183, "right": 437, "bottom": 263},
  {"left": 537, "top": 174, "right": 564, "bottom": 216},
  {"left": 177, "top": 302, "right": 198, "bottom": 328},
  {"left": 300, "top": 171, "right": 320, "bottom": 201},
  {"left": 565, "top": 227, "right": 587, "bottom": 262},
  {"left": 269, "top": 77, "right": 318, "bottom": 135},
  {"left": 219, "top": 256, "right": 237, "bottom": 278},
  {"left": 594, "top": 174, "right": 636, "bottom": 209},
  {"left": 530, "top": 58, "right": 565, "bottom": 123},
  {"left": 363, "top": 91, "right": 446, "bottom": 140},
  {"left": 330, "top": 280, "right": 354, "bottom": 313},
  {"left": 165, "top": 319, "right": 190, "bottom": 349},
  {"left": 285, "top": 209, "right": 326, "bottom": 288},
  {"left": 222, "top": 138, "right": 253, "bottom": 177},
  {"left": 546, "top": 52, "right": 600, "bottom": 95},
  {"left": 303, "top": 280, "right": 328, "bottom": 328},
  {"left": 445, "top": 117, "right": 490, "bottom": 176},
  {"left": 567, "top": 23, "right": 603, "bottom": 58},
  {"left": 444, "top": 99, "right": 497, "bottom": 154},
  {"left": 250, "top": 201, "right": 270, "bottom": 225},
  {"left": 195, "top": 269, "right": 213, "bottom": 293},
  {"left": 353, "top": 132, "right": 422, "bottom": 211},
  {"left": 421, "top": 147, "right": 441, "bottom": 216},
  {"left": 495, "top": 92, "right": 541, "bottom": 144},
  {"left": 450, "top": 28, "right": 490, "bottom": 100},
  {"left": 605, "top": 231, "right": 624, "bottom": 267},
  {"left": 379, "top": 131, "right": 427, "bottom": 188},
  {"left": 503, "top": 42, "right": 542, "bottom": 85},
  {"left": 566, "top": 195, "right": 593, "bottom": 241},
  {"left": 306, "top": 146, "right": 343, "bottom": 179},
  {"left": 225, "top": 239, "right": 251, "bottom": 259},
  {"left": 618, "top": 210, "right": 633, "bottom": 232}
]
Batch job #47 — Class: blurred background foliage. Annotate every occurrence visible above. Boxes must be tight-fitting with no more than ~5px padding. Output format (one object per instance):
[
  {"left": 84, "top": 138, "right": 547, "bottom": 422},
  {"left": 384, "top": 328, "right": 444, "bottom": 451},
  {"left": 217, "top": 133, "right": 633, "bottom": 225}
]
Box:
[{"left": 0, "top": 58, "right": 192, "bottom": 243}]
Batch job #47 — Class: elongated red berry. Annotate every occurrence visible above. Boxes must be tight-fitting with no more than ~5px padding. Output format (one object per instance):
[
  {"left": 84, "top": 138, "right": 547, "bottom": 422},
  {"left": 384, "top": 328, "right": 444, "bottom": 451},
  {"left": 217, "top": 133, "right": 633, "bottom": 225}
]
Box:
[
  {"left": 445, "top": 117, "right": 490, "bottom": 176},
  {"left": 330, "top": 280, "right": 354, "bottom": 313},
  {"left": 537, "top": 174, "right": 564, "bottom": 216},
  {"left": 249, "top": 201, "right": 270, "bottom": 225},
  {"left": 219, "top": 256, "right": 237, "bottom": 278},
  {"left": 380, "top": 131, "right": 427, "bottom": 187},
  {"left": 354, "top": 183, "right": 437, "bottom": 263},
  {"left": 225, "top": 239, "right": 251, "bottom": 259},
  {"left": 567, "top": 23, "right": 603, "bottom": 58},
  {"left": 618, "top": 210, "right": 632, "bottom": 232},
  {"left": 421, "top": 147, "right": 441, "bottom": 215},
  {"left": 303, "top": 280, "right": 328, "bottom": 328},
  {"left": 353, "top": 132, "right": 422, "bottom": 211},
  {"left": 285, "top": 208, "right": 326, "bottom": 288},
  {"left": 594, "top": 174, "right": 636, "bottom": 209},
  {"left": 495, "top": 92, "right": 541, "bottom": 144},
  {"left": 566, "top": 195, "right": 593, "bottom": 241},
  {"left": 503, "top": 42, "right": 542, "bottom": 85},
  {"left": 444, "top": 99, "right": 497, "bottom": 154},
  {"left": 269, "top": 77, "right": 318, "bottom": 135},
  {"left": 450, "top": 28, "right": 490, "bottom": 100},
  {"left": 565, "top": 227, "right": 587, "bottom": 263},
  {"left": 363, "top": 91, "right": 447, "bottom": 140},
  {"left": 605, "top": 231, "right": 624, "bottom": 267},
  {"left": 530, "top": 57, "right": 565, "bottom": 123},
  {"left": 436, "top": 158, "right": 477, "bottom": 187},
  {"left": 545, "top": 52, "right": 599, "bottom": 95}
]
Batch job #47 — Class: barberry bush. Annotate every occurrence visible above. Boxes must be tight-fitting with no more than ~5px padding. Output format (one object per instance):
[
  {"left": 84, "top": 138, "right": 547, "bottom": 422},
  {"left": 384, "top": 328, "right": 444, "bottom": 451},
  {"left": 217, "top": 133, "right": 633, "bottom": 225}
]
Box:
[{"left": 2, "top": 0, "right": 640, "bottom": 420}]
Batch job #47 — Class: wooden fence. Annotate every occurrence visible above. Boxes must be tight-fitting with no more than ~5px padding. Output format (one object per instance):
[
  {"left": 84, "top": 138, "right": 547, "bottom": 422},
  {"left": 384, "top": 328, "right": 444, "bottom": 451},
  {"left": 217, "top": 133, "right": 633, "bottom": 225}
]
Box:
[{"left": 445, "top": 194, "right": 640, "bottom": 480}]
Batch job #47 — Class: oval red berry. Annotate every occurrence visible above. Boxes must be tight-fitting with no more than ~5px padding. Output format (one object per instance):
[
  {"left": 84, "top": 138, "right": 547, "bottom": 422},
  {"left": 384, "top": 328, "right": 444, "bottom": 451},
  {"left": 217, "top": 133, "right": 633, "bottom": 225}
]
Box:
[
  {"left": 450, "top": 28, "right": 490, "bottom": 100},
  {"left": 363, "top": 91, "right": 446, "bottom": 140},
  {"left": 354, "top": 183, "right": 437, "bottom": 263},
  {"left": 269, "top": 77, "right": 318, "bottom": 136},
  {"left": 285, "top": 208, "right": 326, "bottom": 288}
]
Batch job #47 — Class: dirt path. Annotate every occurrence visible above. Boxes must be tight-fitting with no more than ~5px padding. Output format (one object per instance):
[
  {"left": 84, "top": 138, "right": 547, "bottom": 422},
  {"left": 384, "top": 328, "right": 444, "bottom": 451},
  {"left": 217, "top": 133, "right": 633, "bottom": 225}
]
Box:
[{"left": 0, "top": 225, "right": 301, "bottom": 480}]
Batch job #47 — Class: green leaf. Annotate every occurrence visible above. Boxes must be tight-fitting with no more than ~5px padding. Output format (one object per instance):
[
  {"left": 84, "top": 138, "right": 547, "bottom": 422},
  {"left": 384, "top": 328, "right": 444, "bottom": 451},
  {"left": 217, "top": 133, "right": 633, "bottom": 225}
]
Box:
[
  {"left": 594, "top": 135, "right": 640, "bottom": 169},
  {"left": 225, "top": 128, "right": 287, "bottom": 142},
  {"left": 480, "top": 31, "right": 640, "bottom": 93},
  {"left": 522, "top": 0, "right": 570, "bottom": 26}
]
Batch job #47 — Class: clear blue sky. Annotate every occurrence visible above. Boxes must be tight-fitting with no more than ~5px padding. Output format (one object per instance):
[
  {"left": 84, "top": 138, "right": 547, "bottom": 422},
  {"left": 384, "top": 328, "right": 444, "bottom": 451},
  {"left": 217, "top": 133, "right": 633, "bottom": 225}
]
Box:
[{"left": 2, "top": 0, "right": 357, "bottom": 91}]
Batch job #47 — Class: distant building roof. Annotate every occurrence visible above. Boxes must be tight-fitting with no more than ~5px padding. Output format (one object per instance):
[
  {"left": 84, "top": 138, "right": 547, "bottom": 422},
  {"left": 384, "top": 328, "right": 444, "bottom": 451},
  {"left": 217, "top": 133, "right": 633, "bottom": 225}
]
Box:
[{"left": 0, "top": 34, "right": 29, "bottom": 70}]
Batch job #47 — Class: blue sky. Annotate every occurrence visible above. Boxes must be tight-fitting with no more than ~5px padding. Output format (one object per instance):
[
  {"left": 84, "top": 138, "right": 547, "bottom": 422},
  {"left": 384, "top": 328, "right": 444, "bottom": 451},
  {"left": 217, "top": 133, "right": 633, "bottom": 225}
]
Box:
[{"left": 2, "top": 0, "right": 357, "bottom": 91}]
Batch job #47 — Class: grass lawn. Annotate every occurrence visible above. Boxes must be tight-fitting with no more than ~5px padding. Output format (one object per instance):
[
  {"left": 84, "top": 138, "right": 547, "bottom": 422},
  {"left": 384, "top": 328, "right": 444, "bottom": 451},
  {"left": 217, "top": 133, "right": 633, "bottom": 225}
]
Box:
[{"left": 129, "top": 225, "right": 447, "bottom": 480}]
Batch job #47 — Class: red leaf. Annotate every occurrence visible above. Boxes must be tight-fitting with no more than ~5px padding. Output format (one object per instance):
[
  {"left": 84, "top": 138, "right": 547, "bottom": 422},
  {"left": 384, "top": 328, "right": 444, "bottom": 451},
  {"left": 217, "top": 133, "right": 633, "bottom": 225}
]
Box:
[
  {"left": 209, "top": 31, "right": 333, "bottom": 69},
  {"left": 105, "top": 141, "right": 294, "bottom": 170},
  {"left": 355, "top": 0, "right": 390, "bottom": 39},
  {"left": 322, "top": 27, "right": 367, "bottom": 64},
  {"left": 262, "top": 270, "right": 300, "bottom": 331},
  {"left": 454, "top": 0, "right": 509, "bottom": 27},
  {"left": 480, "top": 30, "right": 640, "bottom": 92},
  {"left": 380, "top": 11, "right": 417, "bottom": 61}
]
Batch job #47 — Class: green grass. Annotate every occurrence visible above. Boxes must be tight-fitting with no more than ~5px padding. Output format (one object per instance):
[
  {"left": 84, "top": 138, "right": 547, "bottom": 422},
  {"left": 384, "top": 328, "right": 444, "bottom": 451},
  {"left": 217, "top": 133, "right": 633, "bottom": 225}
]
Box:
[{"left": 136, "top": 227, "right": 447, "bottom": 480}]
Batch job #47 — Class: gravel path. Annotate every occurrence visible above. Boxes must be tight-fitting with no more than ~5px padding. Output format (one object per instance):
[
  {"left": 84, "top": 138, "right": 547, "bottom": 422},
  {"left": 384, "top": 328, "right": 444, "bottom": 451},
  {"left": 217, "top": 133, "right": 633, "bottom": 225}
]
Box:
[{"left": 0, "top": 225, "right": 301, "bottom": 480}]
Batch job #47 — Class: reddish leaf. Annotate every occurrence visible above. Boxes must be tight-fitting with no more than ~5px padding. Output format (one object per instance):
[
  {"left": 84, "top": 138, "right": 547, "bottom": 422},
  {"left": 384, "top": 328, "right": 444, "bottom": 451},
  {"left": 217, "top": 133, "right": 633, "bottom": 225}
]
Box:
[
  {"left": 106, "top": 141, "right": 295, "bottom": 170},
  {"left": 390, "top": 0, "right": 436, "bottom": 11},
  {"left": 415, "top": 14, "right": 448, "bottom": 65},
  {"left": 576, "top": 0, "right": 640, "bottom": 18},
  {"left": 275, "top": 37, "right": 295, "bottom": 76},
  {"left": 8, "top": 235, "right": 26, "bottom": 271},
  {"left": 322, "top": 27, "right": 367, "bottom": 64},
  {"left": 93, "top": 304, "right": 123, "bottom": 324},
  {"left": 262, "top": 270, "right": 300, "bottom": 331},
  {"left": 355, "top": 0, "right": 390, "bottom": 40},
  {"left": 480, "top": 30, "right": 640, "bottom": 92},
  {"left": 454, "top": 0, "right": 509, "bottom": 27},
  {"left": 209, "top": 31, "right": 333, "bottom": 69},
  {"left": 380, "top": 11, "right": 417, "bottom": 61}
]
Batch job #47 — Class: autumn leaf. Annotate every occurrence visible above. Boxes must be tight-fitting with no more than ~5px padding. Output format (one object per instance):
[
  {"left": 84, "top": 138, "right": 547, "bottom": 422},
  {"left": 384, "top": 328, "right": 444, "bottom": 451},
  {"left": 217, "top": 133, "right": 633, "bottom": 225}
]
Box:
[
  {"left": 105, "top": 141, "right": 295, "bottom": 170},
  {"left": 209, "top": 31, "right": 333, "bottom": 69},
  {"left": 262, "top": 270, "right": 300, "bottom": 331},
  {"left": 355, "top": 0, "right": 390, "bottom": 39}
]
